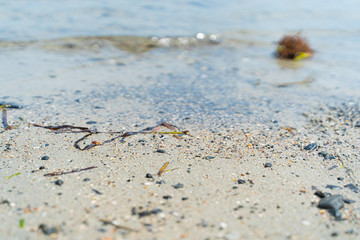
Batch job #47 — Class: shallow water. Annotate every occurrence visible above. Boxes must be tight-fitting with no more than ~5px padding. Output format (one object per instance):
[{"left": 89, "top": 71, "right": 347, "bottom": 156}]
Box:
[{"left": 1, "top": 0, "right": 360, "bottom": 125}]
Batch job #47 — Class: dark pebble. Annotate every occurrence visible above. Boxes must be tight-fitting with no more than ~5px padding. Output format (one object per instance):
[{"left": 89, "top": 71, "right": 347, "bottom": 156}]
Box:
[
  {"left": 318, "top": 194, "right": 344, "bottom": 210},
  {"left": 314, "top": 190, "right": 326, "bottom": 198},
  {"left": 131, "top": 207, "right": 137, "bottom": 215},
  {"left": 173, "top": 183, "right": 184, "bottom": 189},
  {"left": 38, "top": 224, "right": 58, "bottom": 235},
  {"left": 325, "top": 155, "right": 336, "bottom": 160},
  {"left": 83, "top": 178, "right": 90, "bottom": 182},
  {"left": 234, "top": 205, "right": 244, "bottom": 211},
  {"left": 1, "top": 199, "right": 10, "bottom": 205},
  {"left": 92, "top": 189, "right": 102, "bottom": 195},
  {"left": 86, "top": 121, "right": 97, "bottom": 124},
  {"left": 145, "top": 173, "right": 153, "bottom": 178},
  {"left": 97, "top": 228, "right": 107, "bottom": 233},
  {"left": 318, "top": 151, "right": 336, "bottom": 160},
  {"left": 200, "top": 219, "right": 207, "bottom": 227},
  {"left": 337, "top": 177, "right": 344, "bottom": 181},
  {"left": 343, "top": 199, "right": 355, "bottom": 204},
  {"left": 326, "top": 184, "right": 342, "bottom": 190},
  {"left": 264, "top": 162, "right": 272, "bottom": 168},
  {"left": 181, "top": 197, "right": 189, "bottom": 201},
  {"left": 331, "top": 232, "right": 339, "bottom": 237},
  {"left": 41, "top": 156, "right": 49, "bottom": 161},
  {"left": 344, "top": 183, "right": 359, "bottom": 193},
  {"left": 304, "top": 143, "right": 317, "bottom": 151},
  {"left": 163, "top": 195, "right": 172, "bottom": 200},
  {"left": 151, "top": 208, "right": 162, "bottom": 215},
  {"left": 156, "top": 149, "right": 166, "bottom": 153},
  {"left": 204, "top": 156, "right": 215, "bottom": 160},
  {"left": 39, "top": 166, "right": 45, "bottom": 170},
  {"left": 237, "top": 179, "right": 246, "bottom": 184},
  {"left": 345, "top": 229, "right": 354, "bottom": 235},
  {"left": 156, "top": 180, "right": 166, "bottom": 184},
  {"left": 54, "top": 180, "right": 64, "bottom": 186},
  {"left": 138, "top": 210, "right": 151, "bottom": 218},
  {"left": 138, "top": 208, "right": 162, "bottom": 218}
]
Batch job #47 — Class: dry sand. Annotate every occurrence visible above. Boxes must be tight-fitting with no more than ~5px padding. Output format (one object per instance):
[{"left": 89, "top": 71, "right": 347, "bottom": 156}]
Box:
[{"left": 1, "top": 104, "right": 359, "bottom": 240}]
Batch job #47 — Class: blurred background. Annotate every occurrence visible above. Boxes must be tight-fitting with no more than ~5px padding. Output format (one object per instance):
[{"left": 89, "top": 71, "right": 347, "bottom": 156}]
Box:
[{"left": 0, "top": 0, "right": 360, "bottom": 125}]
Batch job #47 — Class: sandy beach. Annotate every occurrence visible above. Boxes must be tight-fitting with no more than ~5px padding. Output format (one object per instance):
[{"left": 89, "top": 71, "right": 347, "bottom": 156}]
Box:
[{"left": 1, "top": 103, "right": 359, "bottom": 240}]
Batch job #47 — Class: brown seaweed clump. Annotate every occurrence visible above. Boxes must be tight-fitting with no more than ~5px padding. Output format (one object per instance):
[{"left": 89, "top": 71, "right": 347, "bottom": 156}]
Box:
[{"left": 275, "top": 33, "right": 314, "bottom": 60}]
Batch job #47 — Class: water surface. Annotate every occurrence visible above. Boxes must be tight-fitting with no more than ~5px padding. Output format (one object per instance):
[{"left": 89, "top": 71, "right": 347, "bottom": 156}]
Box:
[{"left": 1, "top": 0, "right": 360, "bottom": 126}]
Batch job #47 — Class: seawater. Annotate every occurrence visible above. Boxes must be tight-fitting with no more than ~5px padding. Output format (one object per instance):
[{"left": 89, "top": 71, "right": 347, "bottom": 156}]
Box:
[{"left": 0, "top": 0, "right": 360, "bottom": 125}]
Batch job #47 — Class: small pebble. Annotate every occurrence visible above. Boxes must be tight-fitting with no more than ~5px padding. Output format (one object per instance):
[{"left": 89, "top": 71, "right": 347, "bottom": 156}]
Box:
[
  {"left": 156, "top": 180, "right": 166, "bottom": 184},
  {"left": 237, "top": 179, "right": 246, "bottom": 184},
  {"left": 304, "top": 143, "right": 317, "bottom": 151},
  {"left": 145, "top": 173, "right": 153, "bottom": 178},
  {"left": 200, "top": 219, "right": 208, "bottom": 227},
  {"left": 318, "top": 195, "right": 344, "bottom": 210},
  {"left": 138, "top": 208, "right": 162, "bottom": 218},
  {"left": 181, "top": 197, "right": 189, "bottom": 201},
  {"left": 219, "top": 222, "right": 227, "bottom": 229},
  {"left": 173, "top": 183, "right": 184, "bottom": 189},
  {"left": 156, "top": 149, "right": 166, "bottom": 153},
  {"left": 41, "top": 156, "right": 49, "bottom": 161},
  {"left": 92, "top": 189, "right": 102, "bottom": 195},
  {"left": 83, "top": 178, "right": 90, "bottom": 182},
  {"left": 38, "top": 224, "right": 58, "bottom": 235},
  {"left": 318, "top": 151, "right": 336, "bottom": 160},
  {"left": 54, "top": 180, "right": 63, "bottom": 186},
  {"left": 343, "top": 199, "right": 355, "bottom": 204},
  {"left": 39, "top": 166, "right": 45, "bottom": 170},
  {"left": 204, "top": 156, "right": 215, "bottom": 160},
  {"left": 151, "top": 208, "right": 162, "bottom": 214},
  {"left": 314, "top": 191, "right": 326, "bottom": 198},
  {"left": 345, "top": 229, "right": 354, "bottom": 235},
  {"left": 86, "top": 121, "right": 97, "bottom": 124},
  {"left": 264, "top": 163, "right": 272, "bottom": 168},
  {"left": 326, "top": 185, "right": 342, "bottom": 190},
  {"left": 331, "top": 232, "right": 338, "bottom": 237},
  {"left": 163, "top": 195, "right": 172, "bottom": 200},
  {"left": 337, "top": 177, "right": 344, "bottom": 181},
  {"left": 344, "top": 183, "right": 359, "bottom": 193}
]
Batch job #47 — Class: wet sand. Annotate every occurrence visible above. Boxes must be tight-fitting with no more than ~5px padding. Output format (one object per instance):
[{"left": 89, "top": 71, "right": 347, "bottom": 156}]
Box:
[{"left": 1, "top": 103, "right": 359, "bottom": 240}]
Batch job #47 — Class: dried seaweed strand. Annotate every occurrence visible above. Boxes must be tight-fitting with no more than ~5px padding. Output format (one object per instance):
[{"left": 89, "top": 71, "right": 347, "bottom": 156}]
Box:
[
  {"left": 44, "top": 166, "right": 97, "bottom": 177},
  {"left": 6, "top": 172, "right": 21, "bottom": 179},
  {"left": 157, "top": 162, "right": 169, "bottom": 176},
  {"left": 2, "top": 108, "right": 10, "bottom": 130},
  {"left": 1, "top": 106, "right": 23, "bottom": 131},
  {"left": 35, "top": 122, "right": 189, "bottom": 151}
]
